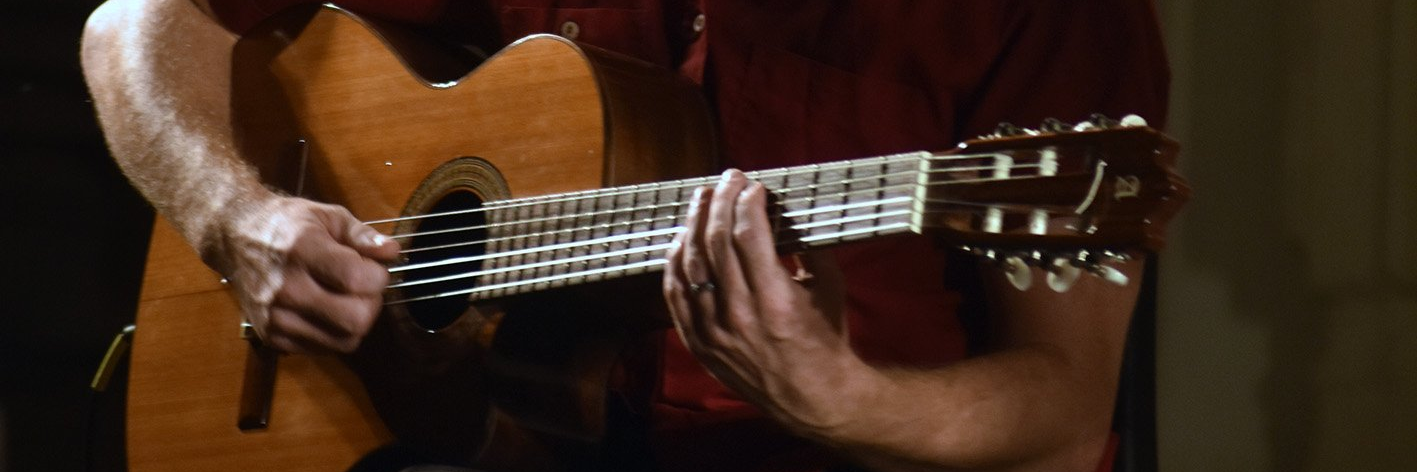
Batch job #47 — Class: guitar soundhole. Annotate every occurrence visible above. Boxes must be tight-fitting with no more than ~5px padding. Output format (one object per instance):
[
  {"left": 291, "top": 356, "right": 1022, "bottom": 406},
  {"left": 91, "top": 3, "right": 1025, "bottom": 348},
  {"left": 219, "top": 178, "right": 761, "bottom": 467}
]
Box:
[{"left": 399, "top": 190, "right": 487, "bottom": 330}]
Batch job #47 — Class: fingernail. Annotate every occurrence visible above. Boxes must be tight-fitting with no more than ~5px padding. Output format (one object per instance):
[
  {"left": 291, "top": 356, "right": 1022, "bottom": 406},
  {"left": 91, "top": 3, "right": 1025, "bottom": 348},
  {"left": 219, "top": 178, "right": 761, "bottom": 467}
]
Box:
[{"left": 367, "top": 234, "right": 387, "bottom": 247}]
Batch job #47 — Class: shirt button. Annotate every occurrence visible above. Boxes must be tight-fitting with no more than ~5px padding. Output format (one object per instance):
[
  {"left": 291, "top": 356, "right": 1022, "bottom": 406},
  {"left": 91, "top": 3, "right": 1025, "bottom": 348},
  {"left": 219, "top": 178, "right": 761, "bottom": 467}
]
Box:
[
  {"left": 691, "top": 13, "right": 706, "bottom": 34},
  {"left": 560, "top": 20, "right": 581, "bottom": 39}
]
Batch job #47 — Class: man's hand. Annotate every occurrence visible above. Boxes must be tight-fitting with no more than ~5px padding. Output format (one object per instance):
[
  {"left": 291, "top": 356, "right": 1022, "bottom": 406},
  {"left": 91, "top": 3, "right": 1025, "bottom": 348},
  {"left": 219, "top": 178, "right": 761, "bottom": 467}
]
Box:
[
  {"left": 662, "top": 170, "right": 875, "bottom": 437},
  {"left": 221, "top": 197, "right": 401, "bottom": 354}
]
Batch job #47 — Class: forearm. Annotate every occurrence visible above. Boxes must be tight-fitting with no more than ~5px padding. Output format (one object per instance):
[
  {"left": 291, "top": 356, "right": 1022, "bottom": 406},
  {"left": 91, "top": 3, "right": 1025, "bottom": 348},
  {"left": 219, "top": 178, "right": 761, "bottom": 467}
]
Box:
[
  {"left": 803, "top": 263, "right": 1143, "bottom": 472},
  {"left": 819, "top": 348, "right": 1119, "bottom": 472},
  {"left": 81, "top": 0, "right": 278, "bottom": 272}
]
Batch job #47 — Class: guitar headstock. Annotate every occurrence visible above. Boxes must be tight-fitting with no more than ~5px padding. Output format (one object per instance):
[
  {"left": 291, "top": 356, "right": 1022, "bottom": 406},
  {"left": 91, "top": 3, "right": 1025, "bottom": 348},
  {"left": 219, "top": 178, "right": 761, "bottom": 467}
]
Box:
[{"left": 920, "top": 115, "right": 1190, "bottom": 290}]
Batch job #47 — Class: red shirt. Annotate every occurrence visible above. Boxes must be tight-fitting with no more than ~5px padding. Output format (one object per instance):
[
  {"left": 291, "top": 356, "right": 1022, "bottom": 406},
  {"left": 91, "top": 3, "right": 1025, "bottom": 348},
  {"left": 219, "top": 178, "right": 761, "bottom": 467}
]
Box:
[{"left": 202, "top": 1, "right": 1169, "bottom": 470}]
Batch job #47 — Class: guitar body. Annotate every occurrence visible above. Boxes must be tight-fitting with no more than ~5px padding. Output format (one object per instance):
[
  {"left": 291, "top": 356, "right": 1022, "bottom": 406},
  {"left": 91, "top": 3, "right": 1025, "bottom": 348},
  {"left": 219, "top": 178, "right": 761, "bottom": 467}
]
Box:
[{"left": 127, "top": 5, "right": 714, "bottom": 472}]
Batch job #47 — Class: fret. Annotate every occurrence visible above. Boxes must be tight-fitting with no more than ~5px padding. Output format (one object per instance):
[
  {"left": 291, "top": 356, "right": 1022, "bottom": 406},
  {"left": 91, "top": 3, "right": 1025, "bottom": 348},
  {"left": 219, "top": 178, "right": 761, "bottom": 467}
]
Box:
[
  {"left": 654, "top": 183, "right": 682, "bottom": 230},
  {"left": 503, "top": 200, "right": 531, "bottom": 296},
  {"left": 528, "top": 197, "right": 548, "bottom": 283},
  {"left": 767, "top": 166, "right": 799, "bottom": 245},
  {"left": 485, "top": 205, "right": 512, "bottom": 297}
]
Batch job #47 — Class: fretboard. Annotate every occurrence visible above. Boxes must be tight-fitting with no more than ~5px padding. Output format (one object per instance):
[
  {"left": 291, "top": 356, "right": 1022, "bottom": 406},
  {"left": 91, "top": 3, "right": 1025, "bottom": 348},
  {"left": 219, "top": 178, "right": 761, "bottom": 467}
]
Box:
[{"left": 392, "top": 151, "right": 932, "bottom": 304}]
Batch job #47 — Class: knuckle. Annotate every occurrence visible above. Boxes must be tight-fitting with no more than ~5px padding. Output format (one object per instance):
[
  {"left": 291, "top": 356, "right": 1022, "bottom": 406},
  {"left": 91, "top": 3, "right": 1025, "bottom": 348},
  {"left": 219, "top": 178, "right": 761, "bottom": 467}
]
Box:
[
  {"left": 362, "top": 261, "right": 391, "bottom": 291},
  {"left": 705, "top": 227, "right": 732, "bottom": 251},
  {"left": 731, "top": 222, "right": 754, "bottom": 240},
  {"left": 265, "top": 309, "right": 292, "bottom": 335},
  {"left": 662, "top": 276, "right": 680, "bottom": 298}
]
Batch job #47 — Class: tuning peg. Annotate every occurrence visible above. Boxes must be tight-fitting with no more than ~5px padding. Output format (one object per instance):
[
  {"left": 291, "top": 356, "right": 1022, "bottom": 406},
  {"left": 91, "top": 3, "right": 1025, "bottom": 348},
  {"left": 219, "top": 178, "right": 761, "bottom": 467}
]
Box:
[
  {"left": 1046, "top": 258, "right": 1082, "bottom": 292},
  {"left": 1039, "top": 117, "right": 1072, "bottom": 134},
  {"left": 994, "top": 122, "right": 1022, "bottom": 136},
  {"left": 1101, "top": 250, "right": 1133, "bottom": 263},
  {"left": 1086, "top": 113, "right": 1120, "bottom": 129},
  {"left": 1088, "top": 263, "right": 1130, "bottom": 286},
  {"left": 1003, "top": 256, "right": 1033, "bottom": 291},
  {"left": 1119, "top": 114, "right": 1148, "bottom": 127}
]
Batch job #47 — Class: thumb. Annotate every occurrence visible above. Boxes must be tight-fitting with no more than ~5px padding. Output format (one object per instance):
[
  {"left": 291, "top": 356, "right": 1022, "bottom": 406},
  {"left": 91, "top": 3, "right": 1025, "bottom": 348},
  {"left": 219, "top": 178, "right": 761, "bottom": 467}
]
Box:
[
  {"left": 347, "top": 224, "right": 401, "bottom": 263},
  {"left": 313, "top": 202, "right": 402, "bottom": 263}
]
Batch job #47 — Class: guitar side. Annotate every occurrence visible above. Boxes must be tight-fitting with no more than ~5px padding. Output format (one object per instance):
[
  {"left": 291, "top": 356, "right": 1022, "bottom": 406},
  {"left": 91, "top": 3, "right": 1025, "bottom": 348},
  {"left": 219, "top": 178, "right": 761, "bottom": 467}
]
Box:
[{"left": 127, "top": 5, "right": 715, "bottom": 472}]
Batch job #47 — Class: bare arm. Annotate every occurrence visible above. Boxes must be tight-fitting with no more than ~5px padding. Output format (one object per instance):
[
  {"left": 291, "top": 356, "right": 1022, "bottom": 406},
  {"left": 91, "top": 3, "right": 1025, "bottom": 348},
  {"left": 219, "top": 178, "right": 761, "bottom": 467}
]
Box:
[
  {"left": 82, "top": 0, "right": 399, "bottom": 353},
  {"left": 664, "top": 170, "right": 1139, "bottom": 472}
]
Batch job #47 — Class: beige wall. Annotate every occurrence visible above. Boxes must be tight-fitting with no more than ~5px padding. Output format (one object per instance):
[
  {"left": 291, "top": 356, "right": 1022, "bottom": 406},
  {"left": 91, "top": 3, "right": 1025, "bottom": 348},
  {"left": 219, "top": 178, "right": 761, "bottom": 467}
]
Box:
[{"left": 1157, "top": 0, "right": 1417, "bottom": 469}]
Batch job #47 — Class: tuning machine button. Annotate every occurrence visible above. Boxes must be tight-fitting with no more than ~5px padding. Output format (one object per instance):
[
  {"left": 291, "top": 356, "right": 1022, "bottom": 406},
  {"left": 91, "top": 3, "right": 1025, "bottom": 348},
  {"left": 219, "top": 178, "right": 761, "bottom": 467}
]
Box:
[
  {"left": 993, "top": 122, "right": 1023, "bottom": 138},
  {"left": 1039, "top": 117, "right": 1072, "bottom": 134},
  {"left": 1089, "top": 264, "right": 1130, "bottom": 286},
  {"left": 1003, "top": 255, "right": 1033, "bottom": 291},
  {"left": 1119, "top": 114, "right": 1148, "bottom": 127},
  {"left": 1046, "top": 257, "right": 1082, "bottom": 292}
]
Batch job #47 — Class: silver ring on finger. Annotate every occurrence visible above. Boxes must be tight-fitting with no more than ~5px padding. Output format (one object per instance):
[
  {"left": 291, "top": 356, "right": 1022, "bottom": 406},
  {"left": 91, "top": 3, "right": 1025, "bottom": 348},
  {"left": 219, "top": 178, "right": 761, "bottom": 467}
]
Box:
[{"left": 688, "top": 281, "right": 717, "bottom": 294}]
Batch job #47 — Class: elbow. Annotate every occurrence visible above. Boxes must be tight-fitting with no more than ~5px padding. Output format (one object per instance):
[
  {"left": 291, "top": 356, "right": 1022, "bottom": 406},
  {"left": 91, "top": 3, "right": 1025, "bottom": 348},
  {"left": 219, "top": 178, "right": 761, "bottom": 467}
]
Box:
[{"left": 80, "top": 0, "right": 134, "bottom": 78}]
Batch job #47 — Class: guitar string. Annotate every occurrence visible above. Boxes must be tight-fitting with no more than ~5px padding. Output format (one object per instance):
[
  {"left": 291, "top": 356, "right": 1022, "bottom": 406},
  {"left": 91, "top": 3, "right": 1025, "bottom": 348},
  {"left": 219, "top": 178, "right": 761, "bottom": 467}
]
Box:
[
  {"left": 363, "top": 151, "right": 1040, "bottom": 228},
  {"left": 392, "top": 180, "right": 919, "bottom": 252},
  {"left": 386, "top": 196, "right": 1078, "bottom": 306},
  {"left": 378, "top": 162, "right": 1047, "bottom": 245},
  {"left": 384, "top": 195, "right": 1076, "bottom": 299},
  {"left": 382, "top": 181, "right": 1088, "bottom": 305},
  {"left": 362, "top": 151, "right": 977, "bottom": 226},
  {"left": 388, "top": 206, "right": 931, "bottom": 291},
  {"left": 384, "top": 219, "right": 933, "bottom": 306},
  {"left": 385, "top": 175, "right": 1072, "bottom": 277},
  {"left": 388, "top": 203, "right": 918, "bottom": 282}
]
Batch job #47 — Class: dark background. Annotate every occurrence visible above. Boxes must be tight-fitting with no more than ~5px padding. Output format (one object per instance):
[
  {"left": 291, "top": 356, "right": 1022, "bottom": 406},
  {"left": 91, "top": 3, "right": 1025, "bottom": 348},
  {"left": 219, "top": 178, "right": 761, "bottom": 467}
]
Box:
[{"left": 1, "top": 2, "right": 148, "bottom": 471}]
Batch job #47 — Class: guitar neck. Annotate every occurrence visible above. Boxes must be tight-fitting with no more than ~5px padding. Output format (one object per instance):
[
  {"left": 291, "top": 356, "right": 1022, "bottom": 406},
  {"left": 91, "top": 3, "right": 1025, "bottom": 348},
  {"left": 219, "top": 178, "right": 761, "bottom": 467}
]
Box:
[{"left": 389, "top": 152, "right": 932, "bottom": 304}]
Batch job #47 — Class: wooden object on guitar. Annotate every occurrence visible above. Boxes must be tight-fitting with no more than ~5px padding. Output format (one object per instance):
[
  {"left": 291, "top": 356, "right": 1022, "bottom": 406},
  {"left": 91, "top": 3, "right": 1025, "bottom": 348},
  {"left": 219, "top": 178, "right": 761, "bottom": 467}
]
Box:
[{"left": 125, "top": 5, "right": 1188, "bottom": 472}]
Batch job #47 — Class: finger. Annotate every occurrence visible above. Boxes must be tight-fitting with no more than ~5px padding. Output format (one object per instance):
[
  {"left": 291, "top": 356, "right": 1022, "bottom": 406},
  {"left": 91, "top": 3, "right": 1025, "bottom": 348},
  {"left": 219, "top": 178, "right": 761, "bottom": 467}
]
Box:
[
  {"left": 313, "top": 203, "right": 402, "bottom": 263},
  {"left": 679, "top": 186, "right": 720, "bottom": 340},
  {"left": 704, "top": 170, "right": 756, "bottom": 328},
  {"left": 292, "top": 230, "right": 391, "bottom": 295},
  {"left": 662, "top": 232, "right": 702, "bottom": 350},
  {"left": 266, "top": 306, "right": 348, "bottom": 354},
  {"left": 731, "top": 181, "right": 796, "bottom": 296},
  {"left": 679, "top": 186, "right": 716, "bottom": 295},
  {"left": 274, "top": 270, "right": 382, "bottom": 342}
]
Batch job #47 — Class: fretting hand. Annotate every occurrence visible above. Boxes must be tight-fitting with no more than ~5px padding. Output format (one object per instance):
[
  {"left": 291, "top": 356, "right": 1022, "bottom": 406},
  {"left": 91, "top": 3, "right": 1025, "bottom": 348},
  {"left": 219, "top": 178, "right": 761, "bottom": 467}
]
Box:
[{"left": 663, "top": 170, "right": 877, "bottom": 437}]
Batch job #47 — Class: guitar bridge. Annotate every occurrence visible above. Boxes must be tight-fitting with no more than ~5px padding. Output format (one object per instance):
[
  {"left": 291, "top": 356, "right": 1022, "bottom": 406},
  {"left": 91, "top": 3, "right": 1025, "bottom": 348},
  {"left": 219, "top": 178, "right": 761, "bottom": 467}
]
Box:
[{"left": 237, "top": 323, "right": 279, "bottom": 431}]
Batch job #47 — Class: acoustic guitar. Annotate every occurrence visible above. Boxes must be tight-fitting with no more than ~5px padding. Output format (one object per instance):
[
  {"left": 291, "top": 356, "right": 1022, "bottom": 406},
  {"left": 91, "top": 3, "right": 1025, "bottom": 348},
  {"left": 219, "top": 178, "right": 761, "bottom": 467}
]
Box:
[{"left": 124, "top": 4, "right": 1188, "bottom": 472}]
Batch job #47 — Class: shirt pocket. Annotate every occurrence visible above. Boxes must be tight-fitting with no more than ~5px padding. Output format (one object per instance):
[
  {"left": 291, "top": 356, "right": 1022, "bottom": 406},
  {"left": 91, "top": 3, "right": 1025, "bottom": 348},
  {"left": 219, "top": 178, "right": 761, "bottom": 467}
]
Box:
[{"left": 498, "top": 5, "right": 672, "bottom": 68}]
